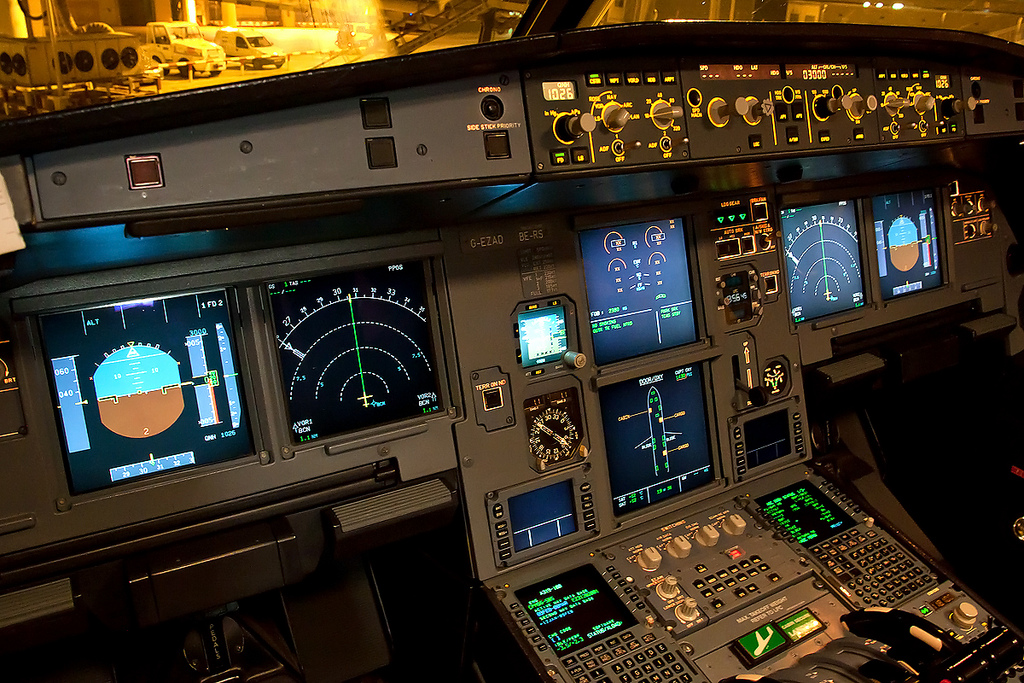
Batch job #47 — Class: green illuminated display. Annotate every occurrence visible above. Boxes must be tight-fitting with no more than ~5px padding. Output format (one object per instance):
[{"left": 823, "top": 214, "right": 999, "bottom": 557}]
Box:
[
  {"left": 755, "top": 482, "right": 854, "bottom": 547},
  {"left": 777, "top": 608, "right": 823, "bottom": 642}
]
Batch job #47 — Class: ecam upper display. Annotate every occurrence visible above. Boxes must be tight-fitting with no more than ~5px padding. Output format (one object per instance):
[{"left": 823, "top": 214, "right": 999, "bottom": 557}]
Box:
[{"left": 580, "top": 218, "right": 698, "bottom": 365}]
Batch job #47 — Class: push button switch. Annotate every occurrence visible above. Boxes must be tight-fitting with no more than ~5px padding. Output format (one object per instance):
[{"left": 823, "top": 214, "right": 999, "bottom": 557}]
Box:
[
  {"left": 483, "top": 131, "right": 511, "bottom": 159},
  {"left": 360, "top": 97, "right": 392, "bottom": 129},
  {"left": 365, "top": 137, "right": 397, "bottom": 169}
]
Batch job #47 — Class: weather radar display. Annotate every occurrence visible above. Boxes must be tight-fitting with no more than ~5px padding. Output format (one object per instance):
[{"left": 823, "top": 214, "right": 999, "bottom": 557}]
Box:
[
  {"left": 268, "top": 262, "right": 442, "bottom": 443},
  {"left": 872, "top": 189, "right": 941, "bottom": 300},
  {"left": 781, "top": 201, "right": 865, "bottom": 323},
  {"left": 580, "top": 218, "right": 697, "bottom": 365},
  {"left": 39, "top": 290, "right": 252, "bottom": 494},
  {"left": 599, "top": 365, "right": 713, "bottom": 515}
]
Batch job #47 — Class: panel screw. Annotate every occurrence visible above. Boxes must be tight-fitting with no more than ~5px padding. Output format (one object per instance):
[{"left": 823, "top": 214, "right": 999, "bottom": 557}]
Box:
[
  {"left": 417, "top": 144, "right": 428, "bottom": 156},
  {"left": 51, "top": 171, "right": 67, "bottom": 185},
  {"left": 55, "top": 497, "right": 70, "bottom": 512},
  {"left": 499, "top": 74, "right": 510, "bottom": 86},
  {"left": 506, "top": 416, "right": 514, "bottom": 424},
  {"left": 239, "top": 140, "right": 253, "bottom": 154},
  {"left": 378, "top": 444, "right": 390, "bottom": 456}
]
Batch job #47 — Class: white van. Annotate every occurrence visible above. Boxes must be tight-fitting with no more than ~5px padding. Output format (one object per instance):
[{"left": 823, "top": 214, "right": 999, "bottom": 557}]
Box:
[{"left": 214, "top": 27, "right": 286, "bottom": 70}]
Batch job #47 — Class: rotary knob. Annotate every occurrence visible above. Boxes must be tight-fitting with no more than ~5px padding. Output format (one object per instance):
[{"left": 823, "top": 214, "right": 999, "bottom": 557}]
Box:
[
  {"left": 883, "top": 92, "right": 910, "bottom": 117},
  {"left": 734, "top": 96, "right": 766, "bottom": 125},
  {"left": 674, "top": 597, "right": 700, "bottom": 623},
  {"left": 554, "top": 112, "right": 597, "bottom": 143},
  {"left": 841, "top": 93, "right": 878, "bottom": 119},
  {"left": 666, "top": 535, "right": 692, "bottom": 559},
  {"left": 723, "top": 513, "right": 747, "bottom": 536},
  {"left": 656, "top": 576, "right": 682, "bottom": 600},
  {"left": 707, "top": 97, "right": 731, "bottom": 127},
  {"left": 813, "top": 94, "right": 841, "bottom": 120},
  {"left": 951, "top": 601, "right": 979, "bottom": 629},
  {"left": 562, "top": 350, "right": 587, "bottom": 369},
  {"left": 602, "top": 102, "right": 631, "bottom": 132},
  {"left": 637, "top": 546, "right": 663, "bottom": 572},
  {"left": 914, "top": 92, "right": 936, "bottom": 115},
  {"left": 941, "top": 98, "right": 964, "bottom": 119},
  {"left": 695, "top": 524, "right": 720, "bottom": 547},
  {"left": 650, "top": 100, "right": 684, "bottom": 129}
]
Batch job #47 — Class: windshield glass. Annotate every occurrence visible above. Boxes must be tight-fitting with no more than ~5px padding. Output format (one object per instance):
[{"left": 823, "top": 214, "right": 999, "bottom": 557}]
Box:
[
  {"left": 0, "top": 0, "right": 526, "bottom": 118},
  {"left": 0, "top": 0, "right": 1019, "bottom": 120},
  {"left": 584, "top": 0, "right": 1024, "bottom": 42}
]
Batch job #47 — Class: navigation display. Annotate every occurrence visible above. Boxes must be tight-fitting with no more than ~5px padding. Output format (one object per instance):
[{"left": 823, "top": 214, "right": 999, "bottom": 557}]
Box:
[
  {"left": 507, "top": 479, "right": 577, "bottom": 552},
  {"left": 580, "top": 218, "right": 697, "bottom": 365},
  {"left": 756, "top": 482, "right": 854, "bottom": 546},
  {"left": 781, "top": 201, "right": 865, "bottom": 323},
  {"left": 599, "top": 365, "right": 713, "bottom": 515},
  {"left": 516, "top": 564, "right": 637, "bottom": 655},
  {"left": 872, "top": 189, "right": 942, "bottom": 300},
  {"left": 268, "top": 262, "right": 443, "bottom": 443},
  {"left": 39, "top": 290, "right": 252, "bottom": 494}
]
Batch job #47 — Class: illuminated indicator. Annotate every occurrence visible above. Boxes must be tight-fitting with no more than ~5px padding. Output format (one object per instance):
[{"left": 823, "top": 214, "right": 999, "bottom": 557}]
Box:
[
  {"left": 734, "top": 623, "right": 787, "bottom": 663},
  {"left": 872, "top": 189, "right": 942, "bottom": 300},
  {"left": 777, "top": 609, "right": 824, "bottom": 642}
]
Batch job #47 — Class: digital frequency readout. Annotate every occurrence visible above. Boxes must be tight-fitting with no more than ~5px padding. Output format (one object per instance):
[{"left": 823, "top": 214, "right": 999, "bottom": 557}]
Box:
[
  {"left": 268, "top": 262, "right": 442, "bottom": 443},
  {"left": 872, "top": 189, "right": 942, "bottom": 300},
  {"left": 39, "top": 290, "right": 252, "bottom": 494},
  {"left": 756, "top": 482, "right": 855, "bottom": 547},
  {"left": 581, "top": 219, "right": 697, "bottom": 365},
  {"left": 600, "top": 365, "right": 713, "bottom": 515},
  {"left": 516, "top": 565, "right": 637, "bottom": 655}
]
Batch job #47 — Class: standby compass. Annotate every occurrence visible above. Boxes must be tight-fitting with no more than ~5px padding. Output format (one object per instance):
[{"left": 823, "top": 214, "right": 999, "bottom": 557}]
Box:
[{"left": 524, "top": 387, "right": 585, "bottom": 472}]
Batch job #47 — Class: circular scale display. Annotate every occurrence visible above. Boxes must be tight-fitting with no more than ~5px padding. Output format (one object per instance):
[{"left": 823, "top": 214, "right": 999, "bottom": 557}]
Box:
[
  {"left": 524, "top": 387, "right": 584, "bottom": 472},
  {"left": 780, "top": 201, "right": 865, "bottom": 323},
  {"left": 267, "top": 262, "right": 443, "bottom": 443}
]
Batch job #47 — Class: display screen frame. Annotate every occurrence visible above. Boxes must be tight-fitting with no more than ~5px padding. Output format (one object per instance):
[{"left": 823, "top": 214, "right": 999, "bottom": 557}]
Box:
[
  {"left": 265, "top": 260, "right": 446, "bottom": 446},
  {"left": 515, "top": 564, "right": 638, "bottom": 655},
  {"left": 516, "top": 303, "right": 569, "bottom": 368},
  {"left": 37, "top": 287, "right": 256, "bottom": 496},
  {"left": 507, "top": 478, "right": 578, "bottom": 553},
  {"left": 779, "top": 199, "right": 867, "bottom": 324},
  {"left": 869, "top": 188, "right": 944, "bottom": 301},
  {"left": 578, "top": 216, "right": 701, "bottom": 366},
  {"left": 598, "top": 363, "right": 717, "bottom": 517},
  {"left": 488, "top": 469, "right": 595, "bottom": 568}
]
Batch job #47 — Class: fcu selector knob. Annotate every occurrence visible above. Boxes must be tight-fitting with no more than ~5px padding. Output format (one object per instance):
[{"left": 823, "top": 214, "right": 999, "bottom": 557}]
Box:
[
  {"left": 813, "top": 95, "right": 841, "bottom": 120},
  {"left": 941, "top": 98, "right": 964, "bottom": 118},
  {"left": 883, "top": 92, "right": 910, "bottom": 116},
  {"left": 674, "top": 597, "right": 700, "bottom": 623},
  {"left": 695, "top": 524, "right": 720, "bottom": 547},
  {"left": 723, "top": 513, "right": 747, "bottom": 536},
  {"left": 637, "top": 546, "right": 663, "bottom": 572},
  {"left": 841, "top": 93, "right": 878, "bottom": 118},
  {"left": 554, "top": 112, "right": 596, "bottom": 142},
  {"left": 666, "top": 535, "right": 692, "bottom": 559},
  {"left": 602, "top": 102, "right": 631, "bottom": 132},
  {"left": 913, "top": 92, "right": 935, "bottom": 115},
  {"left": 650, "top": 100, "right": 684, "bottom": 129},
  {"left": 951, "top": 601, "right": 979, "bottom": 629},
  {"left": 656, "top": 576, "right": 682, "bottom": 600}
]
